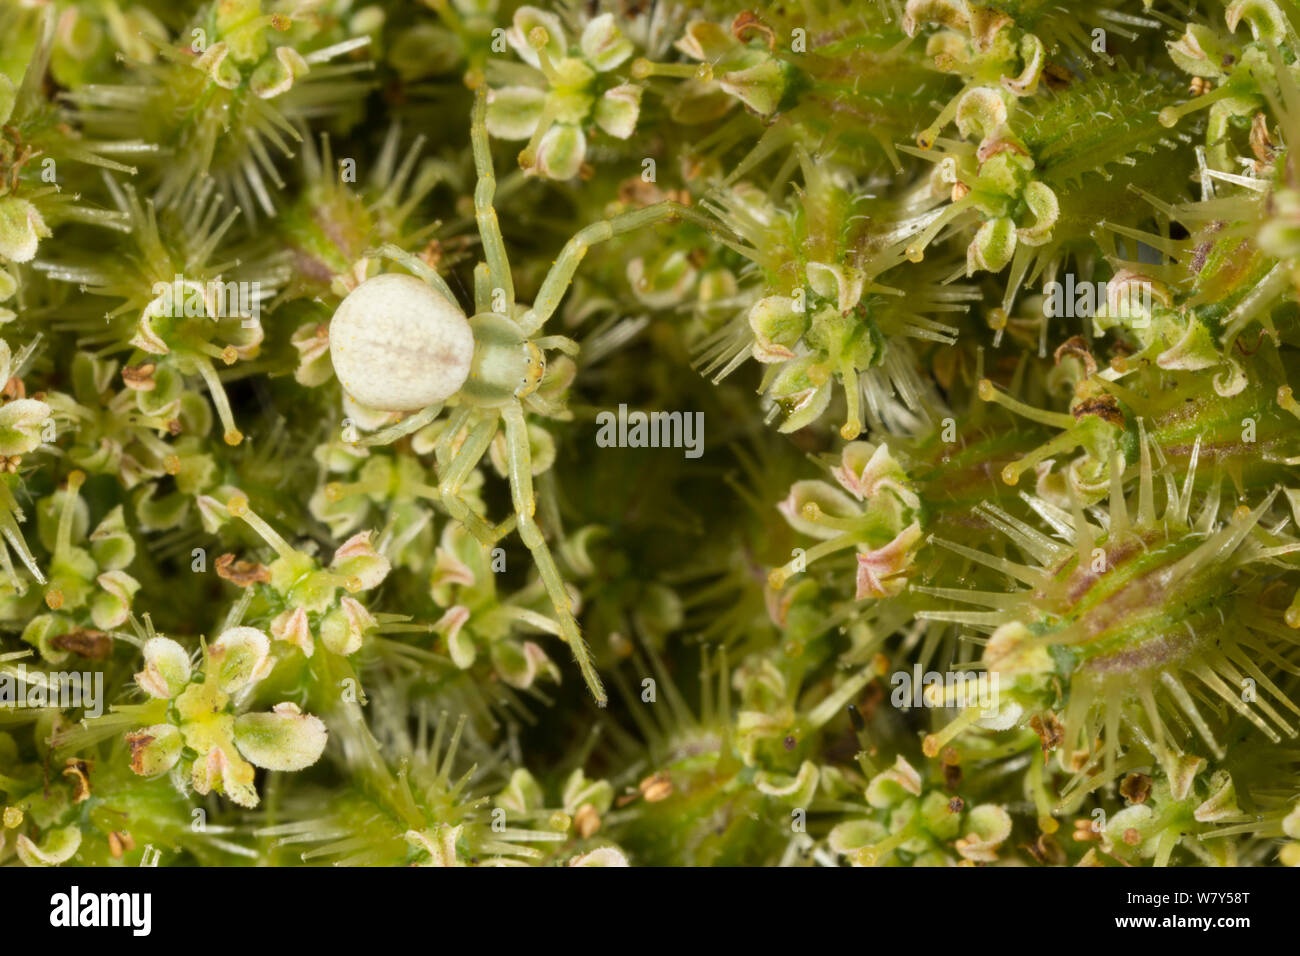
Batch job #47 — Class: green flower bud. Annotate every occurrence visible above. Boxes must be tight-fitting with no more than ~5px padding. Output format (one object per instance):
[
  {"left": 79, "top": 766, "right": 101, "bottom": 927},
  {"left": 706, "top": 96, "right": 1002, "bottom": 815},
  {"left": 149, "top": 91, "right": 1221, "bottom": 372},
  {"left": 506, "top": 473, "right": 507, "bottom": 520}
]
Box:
[
  {"left": 1225, "top": 0, "right": 1291, "bottom": 44},
  {"left": 675, "top": 20, "right": 734, "bottom": 61},
  {"left": 748, "top": 296, "right": 806, "bottom": 362},
  {"left": 492, "top": 639, "right": 559, "bottom": 689},
  {"left": 966, "top": 216, "right": 1017, "bottom": 274},
  {"left": 250, "top": 47, "right": 308, "bottom": 99},
  {"left": 507, "top": 6, "right": 567, "bottom": 70},
  {"left": 126, "top": 723, "right": 183, "bottom": 776},
  {"left": 233, "top": 703, "right": 328, "bottom": 771},
  {"left": 955, "top": 804, "right": 1012, "bottom": 862},
  {"left": 562, "top": 769, "right": 613, "bottom": 816},
  {"left": 593, "top": 84, "right": 642, "bottom": 139},
  {"left": 331, "top": 531, "right": 391, "bottom": 590},
  {"left": 497, "top": 768, "right": 545, "bottom": 814},
  {"left": 719, "top": 58, "right": 785, "bottom": 116},
  {"left": 755, "top": 761, "right": 819, "bottom": 806},
  {"left": 1167, "top": 23, "right": 1230, "bottom": 78},
  {"left": 16, "top": 825, "right": 81, "bottom": 867},
  {"left": 828, "top": 818, "right": 887, "bottom": 856},
  {"left": 0, "top": 398, "right": 49, "bottom": 456},
  {"left": 135, "top": 636, "right": 191, "bottom": 699},
  {"left": 191, "top": 744, "right": 260, "bottom": 808},
  {"left": 0, "top": 198, "right": 51, "bottom": 264},
  {"left": 580, "top": 14, "right": 634, "bottom": 72},
  {"left": 807, "top": 263, "right": 865, "bottom": 314},
  {"left": 778, "top": 480, "right": 858, "bottom": 539},
  {"left": 21, "top": 614, "right": 74, "bottom": 666},
  {"left": 88, "top": 506, "right": 135, "bottom": 570},
  {"left": 770, "top": 358, "right": 832, "bottom": 433},
  {"left": 193, "top": 42, "right": 242, "bottom": 91},
  {"left": 90, "top": 570, "right": 139, "bottom": 630},
  {"left": 319, "top": 596, "right": 375, "bottom": 656},
  {"left": 208, "top": 626, "right": 271, "bottom": 693},
  {"left": 568, "top": 846, "right": 628, "bottom": 866},
  {"left": 866, "top": 756, "right": 923, "bottom": 809},
  {"left": 535, "top": 124, "right": 586, "bottom": 180},
  {"left": 1016, "top": 181, "right": 1059, "bottom": 246},
  {"left": 485, "top": 86, "right": 546, "bottom": 140},
  {"left": 435, "top": 604, "right": 474, "bottom": 668}
]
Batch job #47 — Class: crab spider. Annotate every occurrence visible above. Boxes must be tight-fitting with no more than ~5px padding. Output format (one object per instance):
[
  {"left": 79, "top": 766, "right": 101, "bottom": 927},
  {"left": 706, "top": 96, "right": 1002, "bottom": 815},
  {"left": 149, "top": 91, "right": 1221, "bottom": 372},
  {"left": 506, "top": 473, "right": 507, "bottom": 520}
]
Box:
[{"left": 329, "top": 88, "right": 730, "bottom": 706}]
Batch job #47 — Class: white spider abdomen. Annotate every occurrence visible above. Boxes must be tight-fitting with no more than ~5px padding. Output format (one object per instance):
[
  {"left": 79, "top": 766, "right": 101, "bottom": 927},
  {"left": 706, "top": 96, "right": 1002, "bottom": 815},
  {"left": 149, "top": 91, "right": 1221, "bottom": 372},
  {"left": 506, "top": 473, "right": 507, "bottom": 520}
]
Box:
[{"left": 329, "top": 273, "right": 475, "bottom": 412}]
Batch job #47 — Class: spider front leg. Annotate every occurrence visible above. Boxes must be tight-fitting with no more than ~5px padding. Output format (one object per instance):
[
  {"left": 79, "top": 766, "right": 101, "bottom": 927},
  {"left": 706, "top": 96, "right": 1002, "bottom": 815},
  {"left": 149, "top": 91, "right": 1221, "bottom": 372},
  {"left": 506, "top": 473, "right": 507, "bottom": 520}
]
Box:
[
  {"left": 471, "top": 87, "right": 515, "bottom": 316},
  {"left": 353, "top": 401, "right": 444, "bottom": 447},
  {"left": 519, "top": 201, "right": 739, "bottom": 335},
  {"left": 367, "top": 243, "right": 459, "bottom": 305},
  {"left": 436, "top": 414, "right": 500, "bottom": 545},
  {"left": 501, "top": 400, "right": 606, "bottom": 707}
]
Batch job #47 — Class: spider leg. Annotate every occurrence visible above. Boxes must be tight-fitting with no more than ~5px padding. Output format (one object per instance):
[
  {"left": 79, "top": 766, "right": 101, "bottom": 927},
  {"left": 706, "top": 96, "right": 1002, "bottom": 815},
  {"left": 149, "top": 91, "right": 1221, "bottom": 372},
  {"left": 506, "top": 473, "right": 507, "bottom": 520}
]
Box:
[
  {"left": 473, "top": 262, "right": 492, "bottom": 314},
  {"left": 471, "top": 87, "right": 515, "bottom": 317},
  {"left": 532, "top": 335, "right": 579, "bottom": 355},
  {"left": 437, "top": 415, "right": 499, "bottom": 544},
  {"left": 519, "top": 201, "right": 733, "bottom": 335},
  {"left": 366, "top": 243, "right": 459, "bottom": 305},
  {"left": 354, "top": 402, "right": 444, "bottom": 447},
  {"left": 501, "top": 400, "right": 606, "bottom": 706}
]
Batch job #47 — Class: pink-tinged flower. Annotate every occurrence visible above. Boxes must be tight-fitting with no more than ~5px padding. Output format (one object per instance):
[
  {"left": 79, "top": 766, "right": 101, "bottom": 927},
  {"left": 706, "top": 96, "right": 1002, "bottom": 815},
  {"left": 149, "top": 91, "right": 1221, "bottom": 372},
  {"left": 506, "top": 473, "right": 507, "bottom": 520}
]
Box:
[
  {"left": 134, "top": 636, "right": 191, "bottom": 699},
  {"left": 271, "top": 606, "right": 314, "bottom": 657},
  {"left": 431, "top": 546, "right": 476, "bottom": 596},
  {"left": 777, "top": 479, "right": 858, "bottom": 540},
  {"left": 331, "top": 530, "right": 391, "bottom": 590},
  {"left": 435, "top": 605, "right": 474, "bottom": 669},
  {"left": 855, "top": 522, "right": 923, "bottom": 600},
  {"left": 832, "top": 442, "right": 919, "bottom": 508}
]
